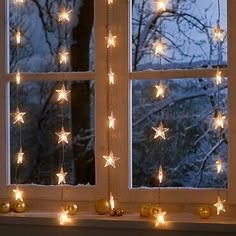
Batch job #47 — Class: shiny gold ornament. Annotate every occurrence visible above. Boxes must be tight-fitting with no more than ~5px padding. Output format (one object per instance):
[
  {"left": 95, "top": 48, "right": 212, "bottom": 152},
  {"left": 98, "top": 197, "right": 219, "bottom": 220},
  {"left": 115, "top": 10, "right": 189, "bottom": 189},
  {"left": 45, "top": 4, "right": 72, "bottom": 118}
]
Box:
[
  {"left": 116, "top": 208, "right": 124, "bottom": 216},
  {"left": 95, "top": 199, "right": 110, "bottom": 215},
  {"left": 13, "top": 200, "right": 26, "bottom": 213},
  {"left": 0, "top": 202, "right": 11, "bottom": 213},
  {"left": 140, "top": 204, "right": 151, "bottom": 217},
  {"left": 109, "top": 209, "right": 116, "bottom": 216},
  {"left": 149, "top": 204, "right": 159, "bottom": 218},
  {"left": 198, "top": 205, "right": 211, "bottom": 219},
  {"left": 65, "top": 203, "right": 78, "bottom": 215}
]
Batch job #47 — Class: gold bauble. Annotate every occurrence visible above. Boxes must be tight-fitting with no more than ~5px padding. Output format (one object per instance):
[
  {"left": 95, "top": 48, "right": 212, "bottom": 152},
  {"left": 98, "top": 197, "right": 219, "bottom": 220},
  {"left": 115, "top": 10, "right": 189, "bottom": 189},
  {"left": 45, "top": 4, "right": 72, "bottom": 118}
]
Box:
[
  {"left": 65, "top": 203, "right": 78, "bottom": 215},
  {"left": 149, "top": 204, "right": 159, "bottom": 218},
  {"left": 0, "top": 202, "right": 11, "bottom": 213},
  {"left": 198, "top": 205, "right": 211, "bottom": 219},
  {"left": 109, "top": 209, "right": 116, "bottom": 216},
  {"left": 116, "top": 208, "right": 124, "bottom": 216},
  {"left": 95, "top": 199, "right": 110, "bottom": 215},
  {"left": 13, "top": 200, "right": 26, "bottom": 213},
  {"left": 140, "top": 204, "right": 151, "bottom": 217}
]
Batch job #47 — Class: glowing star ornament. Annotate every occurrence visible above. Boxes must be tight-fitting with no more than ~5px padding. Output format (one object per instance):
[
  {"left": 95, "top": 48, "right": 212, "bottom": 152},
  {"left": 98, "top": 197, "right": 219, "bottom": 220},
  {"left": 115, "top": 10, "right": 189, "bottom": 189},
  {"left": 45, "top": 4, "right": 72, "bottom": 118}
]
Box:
[
  {"left": 56, "top": 84, "right": 70, "bottom": 102},
  {"left": 59, "top": 209, "right": 70, "bottom": 225},
  {"left": 103, "top": 151, "right": 119, "bottom": 168},
  {"left": 105, "top": 31, "right": 117, "bottom": 48},
  {"left": 15, "top": 29, "right": 22, "bottom": 45},
  {"left": 56, "top": 167, "right": 67, "bottom": 185},
  {"left": 17, "top": 147, "right": 24, "bottom": 164},
  {"left": 108, "top": 0, "right": 113, "bottom": 4},
  {"left": 59, "top": 50, "right": 70, "bottom": 64},
  {"left": 16, "top": 69, "right": 21, "bottom": 84},
  {"left": 110, "top": 192, "right": 115, "bottom": 210},
  {"left": 56, "top": 127, "right": 70, "bottom": 144},
  {"left": 152, "top": 39, "right": 167, "bottom": 56},
  {"left": 155, "top": 0, "right": 168, "bottom": 12},
  {"left": 108, "top": 69, "right": 115, "bottom": 84},
  {"left": 214, "top": 195, "right": 226, "bottom": 215},
  {"left": 58, "top": 8, "right": 72, "bottom": 23},
  {"left": 155, "top": 208, "right": 166, "bottom": 227},
  {"left": 13, "top": 187, "right": 23, "bottom": 202},
  {"left": 216, "top": 158, "right": 223, "bottom": 174},
  {"left": 14, "top": 0, "right": 24, "bottom": 5},
  {"left": 108, "top": 112, "right": 116, "bottom": 129},
  {"left": 213, "top": 22, "right": 224, "bottom": 42},
  {"left": 213, "top": 111, "right": 226, "bottom": 130},
  {"left": 155, "top": 81, "right": 166, "bottom": 99},
  {"left": 13, "top": 107, "right": 26, "bottom": 125},
  {"left": 158, "top": 165, "right": 163, "bottom": 184},
  {"left": 215, "top": 68, "right": 223, "bottom": 85},
  {"left": 152, "top": 122, "right": 169, "bottom": 140}
]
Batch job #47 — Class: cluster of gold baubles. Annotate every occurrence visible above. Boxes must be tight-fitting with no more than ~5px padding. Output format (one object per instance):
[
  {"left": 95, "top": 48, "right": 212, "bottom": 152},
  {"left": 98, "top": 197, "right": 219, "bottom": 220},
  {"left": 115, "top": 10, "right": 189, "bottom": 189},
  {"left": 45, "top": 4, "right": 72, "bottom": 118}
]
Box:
[{"left": 0, "top": 200, "right": 26, "bottom": 213}]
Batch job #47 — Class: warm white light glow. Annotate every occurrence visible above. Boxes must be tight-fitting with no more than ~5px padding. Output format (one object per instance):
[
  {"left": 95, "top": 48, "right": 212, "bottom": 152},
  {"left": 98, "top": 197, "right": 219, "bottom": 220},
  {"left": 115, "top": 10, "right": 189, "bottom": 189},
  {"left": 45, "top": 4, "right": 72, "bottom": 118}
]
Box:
[
  {"left": 103, "top": 151, "right": 119, "bottom": 168},
  {"left": 108, "top": 69, "right": 115, "bottom": 84},
  {"left": 155, "top": 0, "right": 168, "bottom": 12},
  {"left": 58, "top": 8, "right": 72, "bottom": 23},
  {"left": 108, "top": 0, "right": 113, "bottom": 4},
  {"left": 152, "top": 122, "right": 169, "bottom": 140},
  {"left": 59, "top": 209, "right": 70, "bottom": 225},
  {"left": 216, "top": 158, "right": 223, "bottom": 174},
  {"left": 108, "top": 111, "right": 116, "bottom": 129},
  {"left": 110, "top": 192, "right": 115, "bottom": 210},
  {"left": 215, "top": 68, "right": 223, "bottom": 85},
  {"left": 213, "top": 111, "right": 225, "bottom": 130},
  {"left": 155, "top": 208, "right": 166, "bottom": 227},
  {"left": 56, "top": 84, "right": 70, "bottom": 102},
  {"left": 155, "top": 81, "right": 166, "bottom": 99},
  {"left": 213, "top": 23, "right": 224, "bottom": 42},
  {"left": 13, "top": 187, "right": 23, "bottom": 202},
  {"left": 14, "top": 0, "right": 24, "bottom": 5},
  {"left": 214, "top": 195, "right": 226, "bottom": 215},
  {"left": 158, "top": 165, "right": 163, "bottom": 184},
  {"left": 13, "top": 107, "right": 26, "bottom": 124},
  {"left": 16, "top": 69, "right": 21, "bottom": 84},
  {"left": 17, "top": 147, "right": 24, "bottom": 164},
  {"left": 56, "top": 167, "right": 67, "bottom": 185},
  {"left": 152, "top": 39, "right": 166, "bottom": 56},
  {"left": 105, "top": 31, "right": 117, "bottom": 48},
  {"left": 59, "top": 50, "right": 70, "bottom": 64},
  {"left": 56, "top": 127, "right": 71, "bottom": 144},
  {"left": 15, "top": 29, "right": 22, "bottom": 45}
]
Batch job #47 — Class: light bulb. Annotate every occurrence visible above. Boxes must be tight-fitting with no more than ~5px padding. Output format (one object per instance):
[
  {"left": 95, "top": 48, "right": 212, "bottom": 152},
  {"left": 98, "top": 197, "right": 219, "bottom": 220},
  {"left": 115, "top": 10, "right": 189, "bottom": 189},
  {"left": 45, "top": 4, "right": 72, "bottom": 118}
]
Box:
[
  {"left": 13, "top": 187, "right": 24, "bottom": 202},
  {"left": 59, "top": 209, "right": 70, "bottom": 225},
  {"left": 213, "top": 22, "right": 224, "bottom": 42},
  {"left": 56, "top": 127, "right": 70, "bottom": 144},
  {"left": 155, "top": 208, "right": 166, "bottom": 227},
  {"left": 152, "top": 39, "right": 167, "bottom": 56},
  {"left": 16, "top": 69, "right": 21, "bottom": 84},
  {"left": 214, "top": 195, "right": 226, "bottom": 215},
  {"left": 15, "top": 29, "right": 22, "bottom": 45},
  {"left": 213, "top": 110, "right": 225, "bottom": 130},
  {"left": 155, "top": 81, "right": 166, "bottom": 99},
  {"left": 108, "top": 69, "right": 115, "bottom": 84},
  {"left": 103, "top": 151, "right": 119, "bottom": 168},
  {"left": 152, "top": 122, "right": 169, "bottom": 140},
  {"left": 105, "top": 31, "right": 117, "bottom": 48},
  {"left": 158, "top": 165, "right": 163, "bottom": 184},
  {"left": 110, "top": 192, "right": 115, "bottom": 210},
  {"left": 17, "top": 147, "right": 24, "bottom": 164},
  {"left": 58, "top": 8, "right": 72, "bottom": 23},
  {"left": 59, "top": 50, "right": 70, "bottom": 64},
  {"left": 215, "top": 68, "right": 222, "bottom": 85},
  {"left": 108, "top": 111, "right": 115, "bottom": 129},
  {"left": 216, "top": 158, "right": 223, "bottom": 174},
  {"left": 155, "top": 0, "right": 168, "bottom": 13}
]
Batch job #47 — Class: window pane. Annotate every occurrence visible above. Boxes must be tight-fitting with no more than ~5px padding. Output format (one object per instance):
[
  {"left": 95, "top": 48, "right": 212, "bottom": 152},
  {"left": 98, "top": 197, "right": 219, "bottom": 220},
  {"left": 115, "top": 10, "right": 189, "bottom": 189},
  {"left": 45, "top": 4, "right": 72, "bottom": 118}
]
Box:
[
  {"left": 132, "top": 0, "right": 227, "bottom": 71},
  {"left": 10, "top": 80, "right": 95, "bottom": 185},
  {"left": 9, "top": 0, "right": 94, "bottom": 72},
  {"left": 132, "top": 78, "right": 227, "bottom": 188}
]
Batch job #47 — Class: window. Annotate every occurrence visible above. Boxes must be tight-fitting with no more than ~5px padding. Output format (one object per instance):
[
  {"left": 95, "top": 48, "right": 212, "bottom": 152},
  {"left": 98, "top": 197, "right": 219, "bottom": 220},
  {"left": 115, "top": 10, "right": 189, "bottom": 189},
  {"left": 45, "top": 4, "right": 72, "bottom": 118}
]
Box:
[{"left": 0, "top": 0, "right": 236, "bottom": 208}]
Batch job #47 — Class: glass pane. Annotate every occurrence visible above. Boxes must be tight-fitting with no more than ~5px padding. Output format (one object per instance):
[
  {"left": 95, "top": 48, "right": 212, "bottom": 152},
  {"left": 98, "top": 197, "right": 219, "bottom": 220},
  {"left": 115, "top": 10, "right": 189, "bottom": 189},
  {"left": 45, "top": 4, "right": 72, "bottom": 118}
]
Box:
[
  {"left": 9, "top": 0, "right": 94, "bottom": 72},
  {"left": 10, "top": 80, "right": 95, "bottom": 185},
  {"left": 132, "top": 0, "right": 227, "bottom": 71},
  {"left": 132, "top": 78, "right": 227, "bottom": 188}
]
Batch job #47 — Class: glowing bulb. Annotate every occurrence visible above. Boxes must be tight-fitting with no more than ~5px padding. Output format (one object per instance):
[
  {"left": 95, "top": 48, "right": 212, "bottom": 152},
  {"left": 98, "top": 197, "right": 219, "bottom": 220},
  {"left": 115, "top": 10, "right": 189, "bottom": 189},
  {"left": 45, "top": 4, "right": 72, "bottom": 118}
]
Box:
[
  {"left": 17, "top": 147, "right": 24, "bottom": 164},
  {"left": 56, "top": 84, "right": 70, "bottom": 102},
  {"left": 216, "top": 158, "right": 223, "bottom": 174},
  {"left": 56, "top": 127, "right": 70, "bottom": 144},
  {"left": 158, "top": 165, "right": 163, "bottom": 184},
  {"left": 14, "top": 0, "right": 24, "bottom": 5},
  {"left": 108, "top": 69, "right": 115, "bottom": 84},
  {"left": 108, "top": 111, "right": 115, "bottom": 129},
  {"left": 13, "top": 187, "right": 23, "bottom": 202},
  {"left": 15, "top": 29, "right": 22, "bottom": 45},
  {"left": 152, "top": 122, "right": 169, "bottom": 140},
  {"left": 110, "top": 192, "right": 115, "bottom": 210},
  {"left": 155, "top": 208, "right": 166, "bottom": 227},
  {"left": 213, "top": 23, "right": 224, "bottom": 42},
  {"left": 152, "top": 39, "right": 166, "bottom": 56},
  {"left": 213, "top": 111, "right": 225, "bottom": 130},
  {"left": 16, "top": 69, "right": 21, "bottom": 84},
  {"left": 58, "top": 8, "right": 72, "bottom": 23},
  {"left": 59, "top": 209, "right": 70, "bottom": 225},
  {"left": 103, "top": 151, "right": 119, "bottom": 168},
  {"left": 56, "top": 167, "right": 67, "bottom": 185},
  {"left": 155, "top": 0, "right": 168, "bottom": 12},
  {"left": 59, "top": 50, "right": 70, "bottom": 64},
  {"left": 13, "top": 107, "right": 26, "bottom": 124},
  {"left": 105, "top": 31, "right": 117, "bottom": 48},
  {"left": 108, "top": 0, "right": 113, "bottom": 4},
  {"left": 215, "top": 68, "right": 222, "bottom": 85},
  {"left": 214, "top": 195, "right": 226, "bottom": 215},
  {"left": 155, "top": 81, "right": 166, "bottom": 99}
]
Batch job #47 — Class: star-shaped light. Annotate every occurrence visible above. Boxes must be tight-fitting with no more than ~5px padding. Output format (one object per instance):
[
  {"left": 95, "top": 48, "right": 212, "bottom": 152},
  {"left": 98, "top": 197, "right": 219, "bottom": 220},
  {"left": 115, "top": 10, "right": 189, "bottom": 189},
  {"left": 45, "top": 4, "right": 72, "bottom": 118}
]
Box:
[
  {"left": 17, "top": 147, "right": 24, "bottom": 164},
  {"left": 56, "top": 167, "right": 67, "bottom": 185},
  {"left": 152, "top": 122, "right": 169, "bottom": 140},
  {"left": 108, "top": 0, "right": 113, "bottom": 4},
  {"left": 216, "top": 157, "right": 223, "bottom": 174},
  {"left": 155, "top": 0, "right": 168, "bottom": 13},
  {"left": 15, "top": 29, "right": 22, "bottom": 45},
  {"left": 108, "top": 111, "right": 116, "bottom": 129},
  {"left": 108, "top": 69, "right": 115, "bottom": 84},
  {"left": 13, "top": 107, "right": 26, "bottom": 124},
  {"left": 213, "top": 22, "right": 224, "bottom": 42},
  {"left": 215, "top": 68, "right": 223, "bottom": 85},
  {"left": 110, "top": 192, "right": 115, "bottom": 210},
  {"left": 13, "top": 187, "right": 23, "bottom": 202},
  {"left": 59, "top": 50, "right": 70, "bottom": 64},
  {"left": 103, "top": 151, "right": 119, "bottom": 168},
  {"left": 155, "top": 81, "right": 166, "bottom": 99},
  {"left": 158, "top": 165, "right": 163, "bottom": 184},
  {"left": 214, "top": 195, "right": 226, "bottom": 215},
  {"left": 56, "top": 127, "right": 70, "bottom": 144},
  {"left": 59, "top": 209, "right": 70, "bottom": 225},
  {"left": 16, "top": 68, "right": 21, "bottom": 84},
  {"left": 213, "top": 111, "right": 226, "bottom": 130},
  {"left": 14, "top": 0, "right": 24, "bottom": 5},
  {"left": 56, "top": 84, "right": 70, "bottom": 102},
  {"left": 152, "top": 39, "right": 167, "bottom": 56},
  {"left": 105, "top": 31, "right": 117, "bottom": 48},
  {"left": 155, "top": 208, "right": 166, "bottom": 227},
  {"left": 58, "top": 8, "right": 72, "bottom": 23}
]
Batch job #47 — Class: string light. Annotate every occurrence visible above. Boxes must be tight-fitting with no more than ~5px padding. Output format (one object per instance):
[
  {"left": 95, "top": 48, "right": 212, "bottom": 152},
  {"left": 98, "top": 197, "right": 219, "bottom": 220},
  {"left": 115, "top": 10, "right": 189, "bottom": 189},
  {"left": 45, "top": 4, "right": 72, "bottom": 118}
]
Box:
[
  {"left": 214, "top": 195, "right": 225, "bottom": 215},
  {"left": 56, "top": 84, "right": 70, "bottom": 102},
  {"left": 152, "top": 39, "right": 166, "bottom": 56},
  {"left": 13, "top": 187, "right": 24, "bottom": 202},
  {"left": 59, "top": 49, "right": 70, "bottom": 64},
  {"left": 13, "top": 0, "right": 24, "bottom": 5},
  {"left": 152, "top": 122, "right": 169, "bottom": 140},
  {"left": 155, "top": 208, "right": 166, "bottom": 227},
  {"left": 155, "top": 81, "right": 166, "bottom": 99},
  {"left": 110, "top": 192, "right": 115, "bottom": 210},
  {"left": 215, "top": 68, "right": 223, "bottom": 85},
  {"left": 103, "top": 151, "right": 119, "bottom": 168},
  {"left": 216, "top": 158, "right": 223, "bottom": 174},
  {"left": 16, "top": 68, "right": 21, "bottom": 84},
  {"left": 108, "top": 111, "right": 116, "bottom": 129},
  {"left": 59, "top": 209, "right": 70, "bottom": 225},
  {"left": 56, "top": 127, "right": 70, "bottom": 144},
  {"left": 213, "top": 22, "right": 224, "bottom": 42},
  {"left": 108, "top": 69, "right": 115, "bottom": 84},
  {"left": 17, "top": 147, "right": 24, "bottom": 164},
  {"left": 158, "top": 165, "right": 163, "bottom": 184},
  {"left": 213, "top": 110, "right": 225, "bottom": 130},
  {"left": 155, "top": 0, "right": 168, "bottom": 12},
  {"left": 105, "top": 31, "right": 117, "bottom": 48},
  {"left": 58, "top": 8, "right": 72, "bottom": 23},
  {"left": 15, "top": 28, "right": 22, "bottom": 45},
  {"left": 56, "top": 167, "right": 67, "bottom": 185},
  {"left": 13, "top": 107, "right": 26, "bottom": 124},
  {"left": 108, "top": 0, "right": 113, "bottom": 4}
]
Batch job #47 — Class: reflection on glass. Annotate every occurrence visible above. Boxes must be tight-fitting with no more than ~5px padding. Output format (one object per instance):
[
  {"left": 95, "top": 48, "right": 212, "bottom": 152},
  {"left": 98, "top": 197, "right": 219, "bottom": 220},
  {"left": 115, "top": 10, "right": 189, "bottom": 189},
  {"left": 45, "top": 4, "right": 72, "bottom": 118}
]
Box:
[
  {"left": 10, "top": 80, "right": 95, "bottom": 185},
  {"left": 132, "top": 78, "right": 227, "bottom": 188}
]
